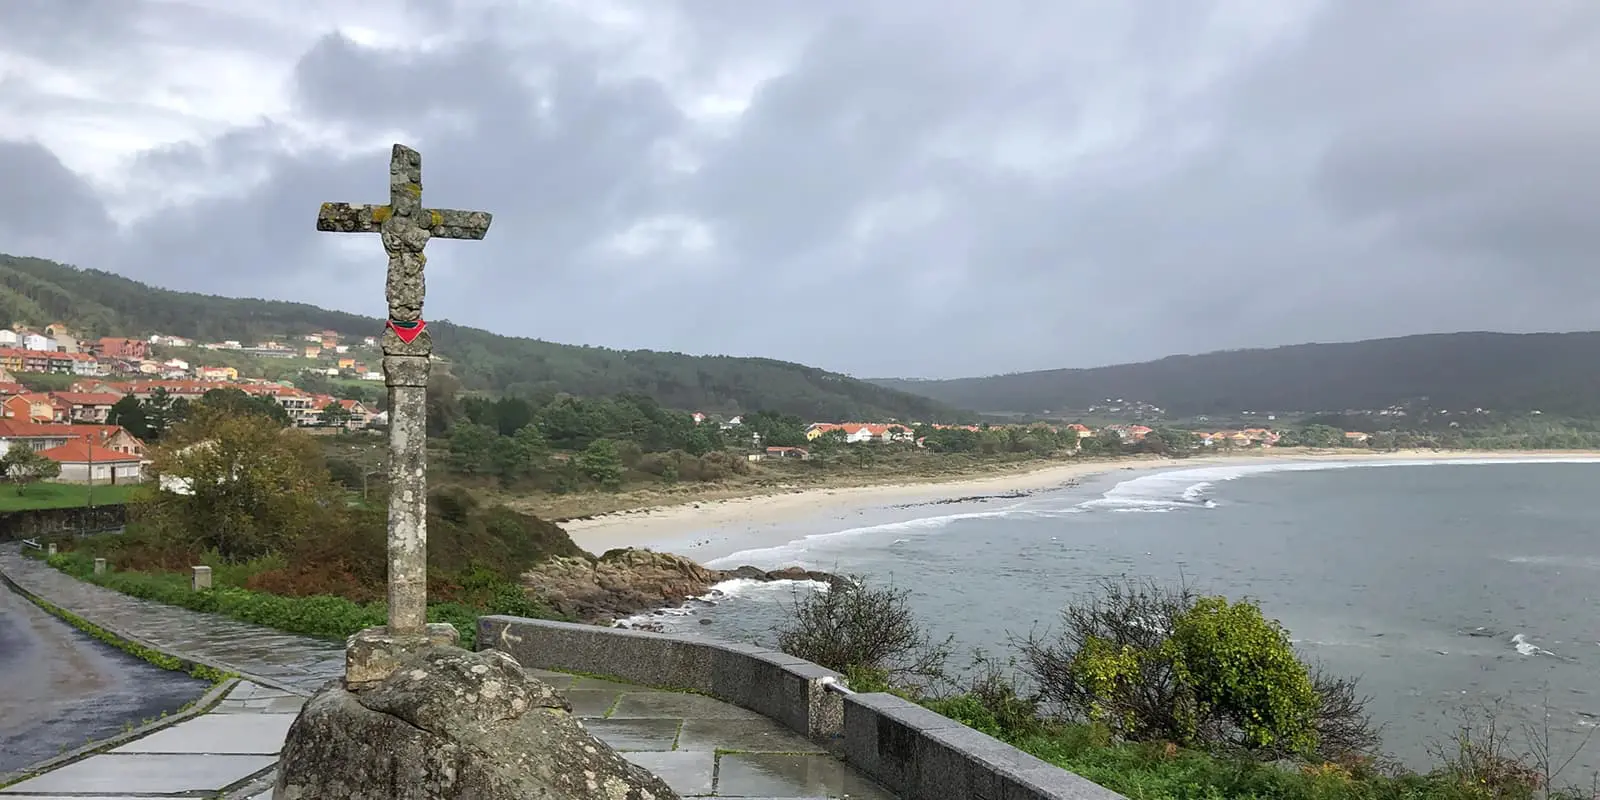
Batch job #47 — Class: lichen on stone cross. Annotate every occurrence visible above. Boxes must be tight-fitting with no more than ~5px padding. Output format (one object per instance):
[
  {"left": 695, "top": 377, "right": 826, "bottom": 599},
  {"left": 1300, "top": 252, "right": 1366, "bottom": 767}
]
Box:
[
  {"left": 315, "top": 144, "right": 492, "bottom": 645},
  {"left": 316, "top": 144, "right": 494, "bottom": 339}
]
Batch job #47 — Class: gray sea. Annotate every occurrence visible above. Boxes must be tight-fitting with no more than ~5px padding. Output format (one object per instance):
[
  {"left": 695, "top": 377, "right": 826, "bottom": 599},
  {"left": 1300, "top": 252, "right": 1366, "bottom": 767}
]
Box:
[{"left": 645, "top": 458, "right": 1600, "bottom": 777}]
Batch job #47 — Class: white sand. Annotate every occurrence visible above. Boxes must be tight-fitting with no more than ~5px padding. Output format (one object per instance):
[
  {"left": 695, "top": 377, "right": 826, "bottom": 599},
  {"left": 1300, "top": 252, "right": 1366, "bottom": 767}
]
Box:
[{"left": 560, "top": 449, "right": 1600, "bottom": 556}]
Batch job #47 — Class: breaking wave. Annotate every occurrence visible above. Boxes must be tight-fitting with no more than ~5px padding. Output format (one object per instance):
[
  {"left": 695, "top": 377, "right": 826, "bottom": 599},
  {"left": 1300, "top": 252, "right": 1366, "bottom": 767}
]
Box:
[{"left": 707, "top": 456, "right": 1600, "bottom": 567}]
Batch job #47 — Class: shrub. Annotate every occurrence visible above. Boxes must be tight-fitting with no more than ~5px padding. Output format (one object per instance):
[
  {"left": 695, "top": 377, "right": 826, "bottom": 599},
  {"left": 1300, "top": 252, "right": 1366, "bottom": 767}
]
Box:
[
  {"left": 1165, "top": 595, "right": 1319, "bottom": 755},
  {"left": 1020, "top": 577, "right": 1195, "bottom": 744},
  {"left": 775, "top": 575, "right": 951, "bottom": 690},
  {"left": 1018, "top": 577, "right": 1380, "bottom": 763}
]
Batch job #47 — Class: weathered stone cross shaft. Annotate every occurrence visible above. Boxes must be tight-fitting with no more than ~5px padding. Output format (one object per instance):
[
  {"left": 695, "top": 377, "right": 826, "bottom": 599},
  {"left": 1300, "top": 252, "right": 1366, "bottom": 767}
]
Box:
[{"left": 316, "top": 145, "right": 491, "bottom": 658}]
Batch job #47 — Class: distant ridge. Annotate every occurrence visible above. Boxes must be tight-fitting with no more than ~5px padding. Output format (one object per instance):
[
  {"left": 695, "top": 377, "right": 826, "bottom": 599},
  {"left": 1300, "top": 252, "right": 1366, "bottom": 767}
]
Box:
[
  {"left": 871, "top": 331, "right": 1600, "bottom": 417},
  {"left": 0, "top": 254, "right": 973, "bottom": 422}
]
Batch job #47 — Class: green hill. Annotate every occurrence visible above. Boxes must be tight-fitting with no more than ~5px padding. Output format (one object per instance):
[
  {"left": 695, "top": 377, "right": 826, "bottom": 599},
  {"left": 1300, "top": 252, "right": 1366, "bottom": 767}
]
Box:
[
  {"left": 872, "top": 332, "right": 1600, "bottom": 418},
  {"left": 0, "top": 254, "right": 971, "bottom": 422}
]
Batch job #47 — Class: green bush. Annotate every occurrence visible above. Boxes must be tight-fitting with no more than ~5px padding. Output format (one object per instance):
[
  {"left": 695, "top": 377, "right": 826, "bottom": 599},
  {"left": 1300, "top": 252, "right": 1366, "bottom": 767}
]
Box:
[{"left": 1165, "top": 596, "right": 1320, "bottom": 755}]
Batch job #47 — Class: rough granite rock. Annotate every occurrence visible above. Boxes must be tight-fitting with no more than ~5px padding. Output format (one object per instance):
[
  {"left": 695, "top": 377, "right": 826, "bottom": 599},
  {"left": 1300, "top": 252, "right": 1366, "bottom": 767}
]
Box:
[
  {"left": 521, "top": 548, "right": 836, "bottom": 623},
  {"left": 274, "top": 646, "right": 679, "bottom": 800}
]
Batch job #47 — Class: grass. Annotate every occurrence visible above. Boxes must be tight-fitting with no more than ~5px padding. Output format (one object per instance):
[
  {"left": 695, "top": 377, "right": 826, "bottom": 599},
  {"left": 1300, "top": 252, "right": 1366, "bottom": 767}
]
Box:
[
  {"left": 21, "top": 591, "right": 232, "bottom": 684},
  {"left": 37, "top": 548, "right": 564, "bottom": 650},
  {"left": 0, "top": 482, "right": 138, "bottom": 511}
]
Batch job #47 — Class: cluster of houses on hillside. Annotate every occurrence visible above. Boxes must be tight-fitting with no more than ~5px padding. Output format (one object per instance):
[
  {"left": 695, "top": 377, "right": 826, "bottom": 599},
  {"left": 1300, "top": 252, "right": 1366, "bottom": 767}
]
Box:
[
  {"left": 0, "top": 374, "right": 383, "bottom": 486},
  {"left": 731, "top": 419, "right": 1371, "bottom": 461},
  {"left": 0, "top": 323, "right": 387, "bottom": 384}
]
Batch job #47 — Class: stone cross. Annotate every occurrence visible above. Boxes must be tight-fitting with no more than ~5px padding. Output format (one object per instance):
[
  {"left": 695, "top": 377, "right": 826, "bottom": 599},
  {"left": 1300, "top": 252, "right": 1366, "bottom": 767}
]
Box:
[{"left": 316, "top": 145, "right": 491, "bottom": 681}]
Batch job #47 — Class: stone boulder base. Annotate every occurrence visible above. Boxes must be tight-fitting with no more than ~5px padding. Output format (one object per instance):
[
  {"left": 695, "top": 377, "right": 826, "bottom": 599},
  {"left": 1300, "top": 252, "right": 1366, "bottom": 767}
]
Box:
[{"left": 274, "top": 646, "right": 679, "bottom": 800}]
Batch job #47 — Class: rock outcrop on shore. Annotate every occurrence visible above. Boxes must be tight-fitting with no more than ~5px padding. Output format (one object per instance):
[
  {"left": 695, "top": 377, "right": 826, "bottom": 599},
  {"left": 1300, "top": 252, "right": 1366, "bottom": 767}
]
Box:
[{"left": 521, "top": 548, "right": 834, "bottom": 624}]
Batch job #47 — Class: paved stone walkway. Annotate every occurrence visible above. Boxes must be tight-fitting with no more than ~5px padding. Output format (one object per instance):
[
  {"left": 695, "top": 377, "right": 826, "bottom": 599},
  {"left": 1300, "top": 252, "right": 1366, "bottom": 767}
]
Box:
[
  {"left": 0, "top": 549, "right": 344, "bottom": 694},
  {"left": 0, "top": 548, "right": 898, "bottom": 798},
  {"left": 0, "top": 679, "right": 296, "bottom": 798}
]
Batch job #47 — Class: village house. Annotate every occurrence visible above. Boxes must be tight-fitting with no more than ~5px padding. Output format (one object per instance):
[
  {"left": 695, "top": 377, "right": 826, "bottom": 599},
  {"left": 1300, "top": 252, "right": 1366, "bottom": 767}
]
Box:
[
  {"left": 70, "top": 352, "right": 105, "bottom": 376},
  {"left": 239, "top": 383, "right": 319, "bottom": 425},
  {"left": 0, "top": 420, "right": 146, "bottom": 460},
  {"left": 1344, "top": 431, "right": 1372, "bottom": 444},
  {"left": 44, "top": 324, "right": 79, "bottom": 353},
  {"left": 337, "top": 358, "right": 356, "bottom": 370},
  {"left": 97, "top": 337, "right": 148, "bottom": 360},
  {"left": 1106, "top": 424, "right": 1153, "bottom": 442},
  {"left": 3, "top": 393, "right": 63, "bottom": 423},
  {"left": 806, "top": 422, "right": 915, "bottom": 444},
  {"left": 765, "top": 446, "right": 810, "bottom": 460},
  {"left": 37, "top": 441, "right": 144, "bottom": 484},
  {"left": 196, "top": 366, "right": 237, "bottom": 381},
  {"left": 304, "top": 345, "right": 322, "bottom": 359},
  {"left": 49, "top": 392, "right": 123, "bottom": 423}
]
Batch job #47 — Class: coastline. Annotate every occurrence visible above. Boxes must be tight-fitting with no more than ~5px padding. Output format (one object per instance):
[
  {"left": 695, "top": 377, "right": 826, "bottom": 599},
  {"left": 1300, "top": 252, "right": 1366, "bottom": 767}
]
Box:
[{"left": 561, "top": 448, "right": 1600, "bottom": 556}]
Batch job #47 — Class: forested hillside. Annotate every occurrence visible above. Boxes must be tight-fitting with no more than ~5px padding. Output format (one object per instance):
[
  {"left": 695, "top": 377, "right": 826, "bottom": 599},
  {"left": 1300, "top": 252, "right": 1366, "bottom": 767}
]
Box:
[
  {"left": 873, "top": 332, "right": 1600, "bottom": 417},
  {"left": 0, "top": 254, "right": 970, "bottom": 422}
]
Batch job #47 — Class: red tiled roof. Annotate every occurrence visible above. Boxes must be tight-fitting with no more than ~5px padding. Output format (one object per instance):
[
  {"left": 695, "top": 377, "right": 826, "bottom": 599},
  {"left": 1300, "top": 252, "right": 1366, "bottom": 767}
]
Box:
[
  {"left": 50, "top": 392, "right": 123, "bottom": 406},
  {"left": 37, "top": 441, "right": 142, "bottom": 464}
]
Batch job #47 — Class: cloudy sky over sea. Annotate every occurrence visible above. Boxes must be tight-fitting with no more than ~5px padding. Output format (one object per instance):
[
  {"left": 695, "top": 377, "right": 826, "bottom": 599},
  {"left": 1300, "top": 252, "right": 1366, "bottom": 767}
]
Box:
[{"left": 2, "top": 1, "right": 1596, "bottom": 377}]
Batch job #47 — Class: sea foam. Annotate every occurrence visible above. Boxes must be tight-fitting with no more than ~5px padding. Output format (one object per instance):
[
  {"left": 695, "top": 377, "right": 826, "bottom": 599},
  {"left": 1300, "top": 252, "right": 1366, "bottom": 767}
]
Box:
[{"left": 708, "top": 456, "right": 1600, "bottom": 567}]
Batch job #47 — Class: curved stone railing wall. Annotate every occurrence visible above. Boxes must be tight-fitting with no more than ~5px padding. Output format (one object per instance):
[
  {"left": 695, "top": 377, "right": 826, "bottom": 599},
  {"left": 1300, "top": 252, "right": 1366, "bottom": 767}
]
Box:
[{"left": 477, "top": 615, "right": 1127, "bottom": 800}]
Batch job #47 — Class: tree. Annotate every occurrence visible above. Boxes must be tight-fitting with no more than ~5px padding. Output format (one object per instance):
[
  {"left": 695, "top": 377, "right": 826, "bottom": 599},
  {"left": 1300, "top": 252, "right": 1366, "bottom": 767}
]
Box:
[
  {"left": 1, "top": 447, "right": 61, "bottom": 494},
  {"left": 197, "top": 388, "right": 291, "bottom": 427},
  {"left": 489, "top": 424, "right": 548, "bottom": 483},
  {"left": 1079, "top": 430, "right": 1122, "bottom": 456},
  {"left": 776, "top": 576, "right": 951, "bottom": 691},
  {"left": 140, "top": 387, "right": 178, "bottom": 440},
  {"left": 139, "top": 405, "right": 340, "bottom": 562},
  {"left": 1297, "top": 424, "right": 1344, "bottom": 449},
  {"left": 319, "top": 401, "right": 353, "bottom": 428},
  {"left": 425, "top": 373, "right": 464, "bottom": 437},
  {"left": 107, "top": 395, "right": 150, "bottom": 440},
  {"left": 576, "top": 438, "right": 624, "bottom": 491},
  {"left": 448, "top": 422, "right": 499, "bottom": 474}
]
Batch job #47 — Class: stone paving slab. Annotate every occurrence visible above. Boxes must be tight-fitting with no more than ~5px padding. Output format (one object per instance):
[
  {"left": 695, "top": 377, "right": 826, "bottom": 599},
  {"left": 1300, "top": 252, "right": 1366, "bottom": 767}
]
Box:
[
  {"left": 0, "top": 681, "right": 297, "bottom": 798},
  {"left": 539, "top": 669, "right": 896, "bottom": 799},
  {"left": 0, "top": 550, "right": 344, "bottom": 694}
]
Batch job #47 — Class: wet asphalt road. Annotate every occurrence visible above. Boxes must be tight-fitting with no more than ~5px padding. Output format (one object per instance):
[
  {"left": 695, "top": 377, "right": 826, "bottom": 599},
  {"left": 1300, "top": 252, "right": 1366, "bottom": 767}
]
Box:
[{"left": 0, "top": 584, "right": 207, "bottom": 773}]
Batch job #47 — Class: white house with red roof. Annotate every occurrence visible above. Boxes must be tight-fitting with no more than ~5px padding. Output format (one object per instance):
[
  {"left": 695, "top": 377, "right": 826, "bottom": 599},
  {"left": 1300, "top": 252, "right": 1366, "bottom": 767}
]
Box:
[{"left": 36, "top": 440, "right": 144, "bottom": 484}]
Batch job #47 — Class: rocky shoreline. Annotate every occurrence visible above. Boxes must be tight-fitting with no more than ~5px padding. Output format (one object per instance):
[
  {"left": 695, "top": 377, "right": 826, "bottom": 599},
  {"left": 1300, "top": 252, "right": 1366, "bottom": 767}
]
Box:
[{"left": 519, "top": 548, "right": 835, "bottom": 625}]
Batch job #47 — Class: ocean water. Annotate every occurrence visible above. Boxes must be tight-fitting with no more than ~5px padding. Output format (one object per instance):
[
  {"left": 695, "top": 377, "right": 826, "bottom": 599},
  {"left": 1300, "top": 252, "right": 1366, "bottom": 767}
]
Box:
[{"left": 642, "top": 459, "right": 1600, "bottom": 776}]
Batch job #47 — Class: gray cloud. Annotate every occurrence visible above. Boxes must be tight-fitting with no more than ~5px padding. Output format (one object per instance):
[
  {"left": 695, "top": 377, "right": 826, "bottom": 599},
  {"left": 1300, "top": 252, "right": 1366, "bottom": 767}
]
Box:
[{"left": 3, "top": 0, "right": 1598, "bottom": 378}]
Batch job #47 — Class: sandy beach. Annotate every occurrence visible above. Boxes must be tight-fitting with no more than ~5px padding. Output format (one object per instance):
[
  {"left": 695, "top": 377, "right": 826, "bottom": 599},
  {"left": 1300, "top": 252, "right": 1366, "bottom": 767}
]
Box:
[{"left": 560, "top": 448, "right": 1600, "bottom": 555}]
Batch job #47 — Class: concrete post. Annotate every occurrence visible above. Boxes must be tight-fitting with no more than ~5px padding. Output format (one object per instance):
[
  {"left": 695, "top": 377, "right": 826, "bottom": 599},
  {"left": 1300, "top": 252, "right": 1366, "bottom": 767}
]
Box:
[
  {"left": 192, "top": 565, "right": 213, "bottom": 591},
  {"left": 46, "top": 543, "right": 56, "bottom": 556},
  {"left": 93, "top": 557, "right": 107, "bottom": 575}
]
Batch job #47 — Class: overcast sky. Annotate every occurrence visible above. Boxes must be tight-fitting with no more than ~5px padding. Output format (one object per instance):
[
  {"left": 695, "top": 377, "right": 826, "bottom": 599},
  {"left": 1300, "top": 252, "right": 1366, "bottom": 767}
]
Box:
[{"left": 2, "top": 1, "right": 1596, "bottom": 379}]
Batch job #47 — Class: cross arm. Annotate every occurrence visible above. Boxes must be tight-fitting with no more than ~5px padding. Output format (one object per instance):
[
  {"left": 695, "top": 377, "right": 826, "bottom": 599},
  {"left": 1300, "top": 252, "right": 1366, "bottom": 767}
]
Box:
[
  {"left": 316, "top": 203, "right": 388, "bottom": 234},
  {"left": 423, "top": 208, "right": 493, "bottom": 240}
]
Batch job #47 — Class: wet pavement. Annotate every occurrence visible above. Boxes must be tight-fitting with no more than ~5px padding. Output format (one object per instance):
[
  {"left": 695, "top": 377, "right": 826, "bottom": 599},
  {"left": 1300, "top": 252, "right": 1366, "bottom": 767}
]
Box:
[
  {"left": 0, "top": 548, "right": 345, "bottom": 693},
  {"left": 0, "top": 679, "right": 297, "bottom": 797},
  {"left": 1, "top": 546, "right": 899, "bottom": 798},
  {"left": 545, "top": 669, "right": 896, "bottom": 799},
  {"left": 0, "top": 578, "right": 207, "bottom": 774}
]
